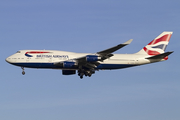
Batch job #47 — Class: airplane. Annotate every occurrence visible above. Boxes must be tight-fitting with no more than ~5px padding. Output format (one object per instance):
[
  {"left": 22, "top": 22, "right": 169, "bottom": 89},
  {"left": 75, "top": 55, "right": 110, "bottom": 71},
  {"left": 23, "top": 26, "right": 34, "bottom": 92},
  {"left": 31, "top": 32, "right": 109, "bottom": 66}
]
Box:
[{"left": 6, "top": 31, "right": 173, "bottom": 79}]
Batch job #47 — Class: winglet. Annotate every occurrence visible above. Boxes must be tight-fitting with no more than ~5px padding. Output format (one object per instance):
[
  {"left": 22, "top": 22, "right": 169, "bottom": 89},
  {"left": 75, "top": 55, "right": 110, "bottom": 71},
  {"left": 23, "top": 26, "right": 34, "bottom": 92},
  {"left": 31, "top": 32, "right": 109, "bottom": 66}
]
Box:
[{"left": 123, "top": 39, "right": 133, "bottom": 45}]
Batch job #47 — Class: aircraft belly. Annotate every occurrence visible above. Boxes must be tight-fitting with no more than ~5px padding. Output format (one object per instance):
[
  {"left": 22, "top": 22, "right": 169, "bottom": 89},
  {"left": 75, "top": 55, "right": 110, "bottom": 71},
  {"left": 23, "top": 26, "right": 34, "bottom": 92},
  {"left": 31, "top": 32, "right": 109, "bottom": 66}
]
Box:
[
  {"left": 97, "top": 58, "right": 137, "bottom": 69},
  {"left": 96, "top": 64, "right": 136, "bottom": 69},
  {"left": 11, "top": 62, "right": 62, "bottom": 69}
]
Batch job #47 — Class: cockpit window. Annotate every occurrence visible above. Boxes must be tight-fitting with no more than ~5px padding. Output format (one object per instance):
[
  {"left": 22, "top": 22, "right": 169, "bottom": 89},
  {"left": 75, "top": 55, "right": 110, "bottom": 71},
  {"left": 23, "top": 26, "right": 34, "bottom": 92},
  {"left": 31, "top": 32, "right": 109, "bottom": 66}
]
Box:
[{"left": 16, "top": 51, "right": 21, "bottom": 53}]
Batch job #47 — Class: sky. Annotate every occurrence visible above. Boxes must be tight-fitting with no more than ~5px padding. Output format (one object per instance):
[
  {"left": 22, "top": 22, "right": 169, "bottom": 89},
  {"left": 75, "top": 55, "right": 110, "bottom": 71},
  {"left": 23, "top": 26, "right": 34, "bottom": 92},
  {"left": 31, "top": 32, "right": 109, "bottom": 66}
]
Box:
[{"left": 1, "top": 0, "right": 180, "bottom": 120}]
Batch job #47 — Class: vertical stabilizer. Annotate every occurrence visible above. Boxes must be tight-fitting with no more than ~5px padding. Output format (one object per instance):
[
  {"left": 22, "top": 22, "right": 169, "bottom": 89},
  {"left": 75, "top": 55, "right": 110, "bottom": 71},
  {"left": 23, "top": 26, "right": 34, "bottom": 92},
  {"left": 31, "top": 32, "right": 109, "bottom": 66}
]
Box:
[{"left": 136, "top": 31, "right": 173, "bottom": 56}]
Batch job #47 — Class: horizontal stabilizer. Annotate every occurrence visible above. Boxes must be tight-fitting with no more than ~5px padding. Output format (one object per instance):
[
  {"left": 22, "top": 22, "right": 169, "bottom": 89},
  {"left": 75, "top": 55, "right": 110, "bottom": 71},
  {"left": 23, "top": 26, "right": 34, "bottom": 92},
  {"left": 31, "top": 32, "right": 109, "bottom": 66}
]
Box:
[{"left": 146, "top": 51, "right": 174, "bottom": 59}]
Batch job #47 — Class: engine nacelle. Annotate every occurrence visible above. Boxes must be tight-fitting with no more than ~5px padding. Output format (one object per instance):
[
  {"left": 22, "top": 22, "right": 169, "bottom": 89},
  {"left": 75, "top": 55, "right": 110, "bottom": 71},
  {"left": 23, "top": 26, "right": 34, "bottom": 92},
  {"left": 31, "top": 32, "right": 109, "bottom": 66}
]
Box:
[
  {"left": 62, "top": 70, "right": 76, "bottom": 75},
  {"left": 86, "top": 55, "right": 101, "bottom": 62},
  {"left": 63, "top": 61, "right": 76, "bottom": 68}
]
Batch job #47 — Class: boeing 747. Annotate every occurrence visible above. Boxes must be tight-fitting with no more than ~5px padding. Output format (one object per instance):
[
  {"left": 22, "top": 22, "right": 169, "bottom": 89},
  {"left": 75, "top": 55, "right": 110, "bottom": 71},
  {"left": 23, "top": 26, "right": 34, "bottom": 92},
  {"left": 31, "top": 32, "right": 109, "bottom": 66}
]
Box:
[{"left": 6, "top": 31, "right": 173, "bottom": 79}]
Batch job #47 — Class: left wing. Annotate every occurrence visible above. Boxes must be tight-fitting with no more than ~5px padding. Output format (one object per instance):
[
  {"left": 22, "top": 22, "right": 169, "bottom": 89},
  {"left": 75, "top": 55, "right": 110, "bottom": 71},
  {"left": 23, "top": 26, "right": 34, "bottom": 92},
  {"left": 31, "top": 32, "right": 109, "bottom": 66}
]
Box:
[
  {"left": 97, "top": 39, "right": 133, "bottom": 60},
  {"left": 74, "top": 39, "right": 133, "bottom": 64},
  {"left": 54, "top": 39, "right": 133, "bottom": 69},
  {"left": 97, "top": 39, "right": 133, "bottom": 56},
  {"left": 76, "top": 39, "right": 133, "bottom": 62}
]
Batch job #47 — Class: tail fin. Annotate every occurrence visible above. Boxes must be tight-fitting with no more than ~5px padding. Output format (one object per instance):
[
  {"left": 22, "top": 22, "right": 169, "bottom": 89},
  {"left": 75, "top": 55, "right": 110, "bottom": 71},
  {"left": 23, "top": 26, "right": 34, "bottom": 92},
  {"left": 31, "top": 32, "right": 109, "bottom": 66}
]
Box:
[{"left": 136, "top": 31, "right": 173, "bottom": 55}]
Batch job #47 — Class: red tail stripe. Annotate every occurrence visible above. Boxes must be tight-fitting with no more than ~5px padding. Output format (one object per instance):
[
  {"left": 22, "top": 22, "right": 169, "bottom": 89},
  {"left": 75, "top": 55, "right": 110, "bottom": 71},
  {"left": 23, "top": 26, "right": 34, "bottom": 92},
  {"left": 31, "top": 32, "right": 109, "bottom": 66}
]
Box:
[
  {"left": 143, "top": 47, "right": 160, "bottom": 56},
  {"left": 148, "top": 34, "right": 171, "bottom": 45}
]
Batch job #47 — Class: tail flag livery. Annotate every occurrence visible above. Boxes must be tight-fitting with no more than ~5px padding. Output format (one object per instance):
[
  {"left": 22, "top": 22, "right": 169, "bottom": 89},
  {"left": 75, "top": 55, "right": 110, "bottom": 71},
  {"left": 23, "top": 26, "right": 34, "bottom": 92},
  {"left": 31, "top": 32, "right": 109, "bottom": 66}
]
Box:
[{"left": 136, "top": 31, "right": 173, "bottom": 56}]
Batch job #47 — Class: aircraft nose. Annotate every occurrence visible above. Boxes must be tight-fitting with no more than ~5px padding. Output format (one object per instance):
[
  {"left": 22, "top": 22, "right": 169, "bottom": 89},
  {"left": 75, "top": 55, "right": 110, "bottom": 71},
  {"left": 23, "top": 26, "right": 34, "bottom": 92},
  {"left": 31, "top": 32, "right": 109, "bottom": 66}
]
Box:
[{"left": 5, "top": 57, "right": 11, "bottom": 63}]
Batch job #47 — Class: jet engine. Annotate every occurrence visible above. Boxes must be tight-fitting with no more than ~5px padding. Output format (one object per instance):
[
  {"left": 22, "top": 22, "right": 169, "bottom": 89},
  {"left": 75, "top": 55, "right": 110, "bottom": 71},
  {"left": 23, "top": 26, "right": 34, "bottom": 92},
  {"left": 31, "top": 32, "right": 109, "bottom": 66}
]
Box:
[
  {"left": 63, "top": 61, "right": 76, "bottom": 68},
  {"left": 86, "top": 55, "right": 101, "bottom": 62}
]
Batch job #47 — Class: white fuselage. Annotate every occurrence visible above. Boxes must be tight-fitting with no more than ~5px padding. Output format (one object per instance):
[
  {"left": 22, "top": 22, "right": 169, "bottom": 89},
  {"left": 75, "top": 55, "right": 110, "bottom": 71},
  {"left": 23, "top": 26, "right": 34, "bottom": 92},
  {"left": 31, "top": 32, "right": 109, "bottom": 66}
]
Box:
[
  {"left": 5, "top": 32, "right": 172, "bottom": 78},
  {"left": 6, "top": 50, "right": 163, "bottom": 70}
]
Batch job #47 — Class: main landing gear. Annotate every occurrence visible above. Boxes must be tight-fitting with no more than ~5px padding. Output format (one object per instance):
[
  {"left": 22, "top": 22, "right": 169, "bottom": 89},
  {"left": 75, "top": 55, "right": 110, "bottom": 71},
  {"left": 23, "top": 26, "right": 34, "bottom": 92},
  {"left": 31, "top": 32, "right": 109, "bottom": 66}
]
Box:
[
  {"left": 78, "top": 69, "right": 95, "bottom": 79},
  {"left": 21, "top": 67, "right": 25, "bottom": 75}
]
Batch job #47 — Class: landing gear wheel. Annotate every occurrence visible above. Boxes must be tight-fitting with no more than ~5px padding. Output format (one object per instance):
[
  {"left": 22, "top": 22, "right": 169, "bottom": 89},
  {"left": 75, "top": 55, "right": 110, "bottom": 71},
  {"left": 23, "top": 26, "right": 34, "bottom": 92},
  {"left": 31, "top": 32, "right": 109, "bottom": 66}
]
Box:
[
  {"left": 22, "top": 71, "right": 25, "bottom": 75},
  {"left": 21, "top": 67, "right": 25, "bottom": 75},
  {"left": 80, "top": 73, "right": 84, "bottom": 79},
  {"left": 88, "top": 74, "right": 92, "bottom": 77}
]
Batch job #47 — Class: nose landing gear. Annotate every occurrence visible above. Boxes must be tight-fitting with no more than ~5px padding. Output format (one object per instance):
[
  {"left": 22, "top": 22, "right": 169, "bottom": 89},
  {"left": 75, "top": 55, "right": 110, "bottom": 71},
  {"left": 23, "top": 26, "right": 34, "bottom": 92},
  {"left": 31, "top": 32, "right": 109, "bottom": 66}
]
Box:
[{"left": 21, "top": 67, "right": 25, "bottom": 75}]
